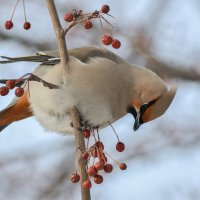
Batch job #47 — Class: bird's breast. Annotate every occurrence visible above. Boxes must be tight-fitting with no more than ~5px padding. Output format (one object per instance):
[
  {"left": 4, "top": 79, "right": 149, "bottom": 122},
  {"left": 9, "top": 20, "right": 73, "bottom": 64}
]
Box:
[{"left": 28, "top": 59, "right": 130, "bottom": 134}]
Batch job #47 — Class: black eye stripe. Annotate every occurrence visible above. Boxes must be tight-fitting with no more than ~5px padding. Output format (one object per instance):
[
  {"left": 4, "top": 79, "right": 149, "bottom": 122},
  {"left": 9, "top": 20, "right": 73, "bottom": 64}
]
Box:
[
  {"left": 139, "top": 99, "right": 158, "bottom": 124},
  {"left": 127, "top": 98, "right": 158, "bottom": 122},
  {"left": 141, "top": 99, "right": 157, "bottom": 114},
  {"left": 127, "top": 106, "right": 137, "bottom": 119}
]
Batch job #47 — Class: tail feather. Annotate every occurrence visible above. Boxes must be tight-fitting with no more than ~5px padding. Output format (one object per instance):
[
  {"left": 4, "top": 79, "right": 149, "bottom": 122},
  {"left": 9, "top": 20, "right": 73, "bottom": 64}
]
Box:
[
  {"left": 0, "top": 92, "right": 33, "bottom": 132},
  {"left": 0, "top": 55, "right": 54, "bottom": 64}
]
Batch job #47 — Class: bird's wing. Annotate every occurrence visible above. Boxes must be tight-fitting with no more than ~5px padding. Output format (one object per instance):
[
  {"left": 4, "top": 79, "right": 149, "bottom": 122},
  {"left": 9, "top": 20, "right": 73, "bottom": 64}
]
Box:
[
  {"left": 0, "top": 46, "right": 124, "bottom": 65},
  {"left": 68, "top": 46, "right": 124, "bottom": 64},
  {"left": 0, "top": 46, "right": 124, "bottom": 132},
  {"left": 0, "top": 92, "right": 33, "bottom": 132}
]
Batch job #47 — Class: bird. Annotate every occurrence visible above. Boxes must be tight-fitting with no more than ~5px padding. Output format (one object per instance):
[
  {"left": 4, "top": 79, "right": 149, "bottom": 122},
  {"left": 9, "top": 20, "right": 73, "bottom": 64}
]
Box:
[{"left": 0, "top": 46, "right": 176, "bottom": 134}]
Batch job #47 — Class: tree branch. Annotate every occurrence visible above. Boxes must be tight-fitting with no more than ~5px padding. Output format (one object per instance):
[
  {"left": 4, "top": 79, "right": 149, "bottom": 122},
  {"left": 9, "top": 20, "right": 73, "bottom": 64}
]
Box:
[
  {"left": 46, "top": 0, "right": 69, "bottom": 79},
  {"left": 46, "top": 1, "right": 91, "bottom": 199},
  {"left": 69, "top": 107, "right": 91, "bottom": 200}
]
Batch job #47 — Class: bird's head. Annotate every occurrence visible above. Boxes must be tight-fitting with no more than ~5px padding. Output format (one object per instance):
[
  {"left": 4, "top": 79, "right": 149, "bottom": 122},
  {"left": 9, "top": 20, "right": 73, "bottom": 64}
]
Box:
[{"left": 128, "top": 82, "right": 177, "bottom": 131}]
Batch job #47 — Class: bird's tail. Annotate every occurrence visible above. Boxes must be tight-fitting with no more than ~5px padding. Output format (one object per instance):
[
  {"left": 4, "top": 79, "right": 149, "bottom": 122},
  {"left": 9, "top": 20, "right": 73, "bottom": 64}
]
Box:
[
  {"left": 0, "top": 50, "right": 60, "bottom": 65},
  {"left": 0, "top": 92, "right": 33, "bottom": 133}
]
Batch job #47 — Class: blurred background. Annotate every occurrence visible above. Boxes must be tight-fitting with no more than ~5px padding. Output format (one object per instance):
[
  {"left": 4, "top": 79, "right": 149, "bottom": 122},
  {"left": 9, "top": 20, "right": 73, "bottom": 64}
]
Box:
[{"left": 0, "top": 0, "right": 200, "bottom": 199}]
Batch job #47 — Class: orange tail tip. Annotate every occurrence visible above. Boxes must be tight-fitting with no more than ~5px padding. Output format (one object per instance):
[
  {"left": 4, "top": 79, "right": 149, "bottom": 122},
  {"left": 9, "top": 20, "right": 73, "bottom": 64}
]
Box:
[{"left": 0, "top": 92, "right": 33, "bottom": 127}]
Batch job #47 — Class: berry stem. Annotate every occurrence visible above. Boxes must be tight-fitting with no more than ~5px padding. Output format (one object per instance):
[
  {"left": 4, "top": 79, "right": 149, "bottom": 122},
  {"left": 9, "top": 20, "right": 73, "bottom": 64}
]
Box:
[
  {"left": 99, "top": 16, "right": 105, "bottom": 35},
  {"left": 100, "top": 15, "right": 114, "bottom": 37},
  {"left": 100, "top": 14, "right": 115, "bottom": 29},
  {"left": 22, "top": 0, "right": 27, "bottom": 21},
  {"left": 108, "top": 121, "right": 120, "bottom": 142},
  {"left": 86, "top": 138, "right": 90, "bottom": 149},
  {"left": 97, "top": 128, "right": 100, "bottom": 141},
  {"left": 10, "top": 0, "right": 21, "bottom": 20},
  {"left": 27, "top": 79, "right": 30, "bottom": 97},
  {"left": 104, "top": 151, "right": 120, "bottom": 165},
  {"left": 91, "top": 129, "right": 98, "bottom": 142},
  {"left": 105, "top": 13, "right": 115, "bottom": 18}
]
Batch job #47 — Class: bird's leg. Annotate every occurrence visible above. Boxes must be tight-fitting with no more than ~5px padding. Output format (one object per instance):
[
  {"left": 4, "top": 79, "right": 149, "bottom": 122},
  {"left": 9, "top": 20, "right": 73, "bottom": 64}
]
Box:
[
  {"left": 70, "top": 119, "right": 91, "bottom": 131},
  {"left": 70, "top": 111, "right": 92, "bottom": 131}
]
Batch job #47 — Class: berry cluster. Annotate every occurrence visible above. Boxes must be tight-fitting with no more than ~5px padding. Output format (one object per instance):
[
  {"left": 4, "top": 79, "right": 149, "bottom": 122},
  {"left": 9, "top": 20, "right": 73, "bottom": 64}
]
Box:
[
  {"left": 0, "top": 73, "right": 60, "bottom": 98},
  {"left": 0, "top": 80, "right": 24, "bottom": 97},
  {"left": 64, "top": 5, "right": 121, "bottom": 49},
  {"left": 70, "top": 126, "right": 127, "bottom": 189},
  {"left": 5, "top": 0, "right": 31, "bottom": 30}
]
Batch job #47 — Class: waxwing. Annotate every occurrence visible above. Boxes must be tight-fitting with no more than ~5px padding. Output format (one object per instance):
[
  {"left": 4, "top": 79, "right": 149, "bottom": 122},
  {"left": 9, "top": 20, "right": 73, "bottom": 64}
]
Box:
[{"left": 0, "top": 46, "right": 176, "bottom": 134}]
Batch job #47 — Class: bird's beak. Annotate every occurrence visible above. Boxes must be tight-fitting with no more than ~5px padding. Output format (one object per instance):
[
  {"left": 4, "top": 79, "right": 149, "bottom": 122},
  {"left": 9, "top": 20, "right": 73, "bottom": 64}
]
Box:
[{"left": 133, "top": 113, "right": 140, "bottom": 131}]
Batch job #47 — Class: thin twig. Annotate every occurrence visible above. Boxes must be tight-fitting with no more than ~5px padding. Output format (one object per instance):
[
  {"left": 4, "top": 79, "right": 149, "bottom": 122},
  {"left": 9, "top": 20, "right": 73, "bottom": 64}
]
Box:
[{"left": 64, "top": 10, "right": 100, "bottom": 35}]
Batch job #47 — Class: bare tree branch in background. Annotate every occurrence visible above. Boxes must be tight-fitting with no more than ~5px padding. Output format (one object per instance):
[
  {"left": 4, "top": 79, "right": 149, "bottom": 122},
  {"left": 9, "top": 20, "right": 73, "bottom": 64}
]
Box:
[{"left": 0, "top": 32, "right": 54, "bottom": 50}]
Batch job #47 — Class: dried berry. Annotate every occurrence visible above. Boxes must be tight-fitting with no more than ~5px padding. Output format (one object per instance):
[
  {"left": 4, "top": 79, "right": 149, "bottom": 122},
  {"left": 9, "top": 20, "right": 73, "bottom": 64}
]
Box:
[
  {"left": 119, "top": 163, "right": 127, "bottom": 170},
  {"left": 94, "top": 175, "right": 103, "bottom": 184},
  {"left": 87, "top": 166, "right": 98, "bottom": 177},
  {"left": 70, "top": 173, "right": 80, "bottom": 183},
  {"left": 116, "top": 141, "right": 125, "bottom": 152},
  {"left": 15, "top": 87, "right": 24, "bottom": 97},
  {"left": 95, "top": 160, "right": 105, "bottom": 170},
  {"left": 82, "top": 129, "right": 91, "bottom": 138},
  {"left": 23, "top": 22, "right": 31, "bottom": 30},
  {"left": 6, "top": 80, "right": 16, "bottom": 89},
  {"left": 83, "top": 20, "right": 93, "bottom": 29},
  {"left": 0, "top": 86, "right": 9, "bottom": 96},
  {"left": 95, "top": 141, "right": 104, "bottom": 150},
  {"left": 102, "top": 35, "right": 113, "bottom": 45},
  {"left": 82, "top": 151, "right": 90, "bottom": 160},
  {"left": 91, "top": 147, "right": 98, "bottom": 158},
  {"left": 104, "top": 163, "right": 113, "bottom": 173},
  {"left": 5, "top": 20, "right": 13, "bottom": 30},
  {"left": 101, "top": 5, "right": 110, "bottom": 14},
  {"left": 82, "top": 179, "right": 92, "bottom": 189},
  {"left": 112, "top": 39, "right": 121, "bottom": 49},
  {"left": 64, "top": 13, "right": 74, "bottom": 22}
]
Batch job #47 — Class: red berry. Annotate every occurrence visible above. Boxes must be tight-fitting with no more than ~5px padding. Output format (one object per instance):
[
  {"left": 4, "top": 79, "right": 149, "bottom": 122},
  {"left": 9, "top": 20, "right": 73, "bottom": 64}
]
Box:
[
  {"left": 94, "top": 175, "right": 103, "bottom": 184},
  {"left": 15, "top": 87, "right": 24, "bottom": 97},
  {"left": 0, "top": 86, "right": 9, "bottom": 96},
  {"left": 112, "top": 39, "right": 121, "bottom": 49},
  {"left": 102, "top": 35, "right": 113, "bottom": 45},
  {"left": 6, "top": 80, "right": 16, "bottom": 89},
  {"left": 23, "top": 22, "right": 31, "bottom": 30},
  {"left": 82, "top": 179, "right": 92, "bottom": 189},
  {"left": 83, "top": 20, "right": 93, "bottom": 29},
  {"left": 82, "top": 130, "right": 90, "bottom": 138},
  {"left": 87, "top": 166, "right": 98, "bottom": 177},
  {"left": 64, "top": 13, "right": 74, "bottom": 22},
  {"left": 91, "top": 147, "right": 98, "bottom": 158},
  {"left": 104, "top": 163, "right": 113, "bottom": 173},
  {"left": 70, "top": 173, "right": 80, "bottom": 183},
  {"left": 82, "top": 152, "right": 90, "bottom": 160},
  {"left": 116, "top": 141, "right": 125, "bottom": 152},
  {"left": 95, "top": 160, "right": 105, "bottom": 170},
  {"left": 101, "top": 5, "right": 110, "bottom": 14},
  {"left": 95, "top": 141, "right": 104, "bottom": 150},
  {"left": 119, "top": 163, "right": 127, "bottom": 170},
  {"left": 5, "top": 20, "right": 13, "bottom": 30}
]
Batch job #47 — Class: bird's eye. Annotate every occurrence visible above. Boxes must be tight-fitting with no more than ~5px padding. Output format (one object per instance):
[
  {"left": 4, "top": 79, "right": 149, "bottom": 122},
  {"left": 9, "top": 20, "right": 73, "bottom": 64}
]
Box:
[
  {"left": 139, "top": 99, "right": 158, "bottom": 123},
  {"left": 127, "top": 106, "right": 137, "bottom": 119}
]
